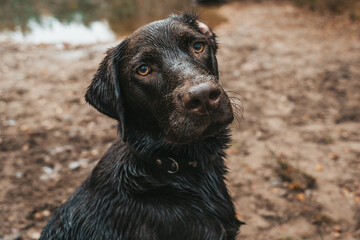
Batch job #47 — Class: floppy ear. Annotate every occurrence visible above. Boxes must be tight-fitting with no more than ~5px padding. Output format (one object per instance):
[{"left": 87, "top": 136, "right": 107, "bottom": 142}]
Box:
[
  {"left": 197, "top": 20, "right": 216, "bottom": 41},
  {"left": 180, "top": 13, "right": 218, "bottom": 49},
  {"left": 85, "top": 40, "right": 128, "bottom": 139}
]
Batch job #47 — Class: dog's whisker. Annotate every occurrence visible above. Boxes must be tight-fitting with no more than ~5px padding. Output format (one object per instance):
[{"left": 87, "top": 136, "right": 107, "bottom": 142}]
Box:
[{"left": 228, "top": 94, "right": 245, "bottom": 129}]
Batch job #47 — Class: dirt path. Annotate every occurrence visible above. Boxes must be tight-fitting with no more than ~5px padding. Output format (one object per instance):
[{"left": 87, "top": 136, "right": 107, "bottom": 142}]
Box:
[{"left": 1, "top": 2, "right": 359, "bottom": 240}]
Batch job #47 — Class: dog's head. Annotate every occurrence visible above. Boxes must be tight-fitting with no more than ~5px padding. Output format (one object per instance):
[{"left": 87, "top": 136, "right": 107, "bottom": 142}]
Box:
[{"left": 86, "top": 13, "right": 233, "bottom": 144}]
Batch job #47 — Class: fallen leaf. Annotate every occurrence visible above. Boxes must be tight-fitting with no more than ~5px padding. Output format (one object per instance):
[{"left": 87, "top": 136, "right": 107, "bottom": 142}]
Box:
[
  {"left": 315, "top": 164, "right": 323, "bottom": 171},
  {"left": 296, "top": 193, "right": 305, "bottom": 202}
]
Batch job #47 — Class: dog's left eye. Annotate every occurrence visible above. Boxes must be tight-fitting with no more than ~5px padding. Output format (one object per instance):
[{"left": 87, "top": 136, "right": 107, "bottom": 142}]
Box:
[
  {"left": 193, "top": 42, "right": 204, "bottom": 53},
  {"left": 137, "top": 65, "right": 151, "bottom": 76}
]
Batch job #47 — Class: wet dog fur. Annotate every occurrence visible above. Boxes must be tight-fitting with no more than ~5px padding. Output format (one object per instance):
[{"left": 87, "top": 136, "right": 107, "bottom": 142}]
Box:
[{"left": 40, "top": 13, "right": 242, "bottom": 240}]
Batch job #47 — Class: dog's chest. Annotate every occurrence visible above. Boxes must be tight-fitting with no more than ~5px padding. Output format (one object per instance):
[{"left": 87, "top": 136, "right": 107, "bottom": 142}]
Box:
[{"left": 116, "top": 170, "right": 238, "bottom": 240}]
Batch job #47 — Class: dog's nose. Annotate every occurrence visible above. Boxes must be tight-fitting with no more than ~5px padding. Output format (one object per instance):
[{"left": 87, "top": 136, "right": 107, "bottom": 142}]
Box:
[{"left": 183, "top": 82, "right": 221, "bottom": 115}]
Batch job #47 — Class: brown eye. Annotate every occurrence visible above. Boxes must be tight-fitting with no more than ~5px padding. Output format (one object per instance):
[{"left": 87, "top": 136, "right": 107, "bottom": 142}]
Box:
[
  {"left": 193, "top": 42, "right": 204, "bottom": 53},
  {"left": 137, "top": 65, "right": 150, "bottom": 76}
]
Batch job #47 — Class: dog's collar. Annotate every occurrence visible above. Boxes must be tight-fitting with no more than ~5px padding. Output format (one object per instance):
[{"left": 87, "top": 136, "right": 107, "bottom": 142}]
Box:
[
  {"left": 125, "top": 141, "right": 198, "bottom": 174},
  {"left": 155, "top": 157, "right": 179, "bottom": 174},
  {"left": 154, "top": 157, "right": 198, "bottom": 174}
]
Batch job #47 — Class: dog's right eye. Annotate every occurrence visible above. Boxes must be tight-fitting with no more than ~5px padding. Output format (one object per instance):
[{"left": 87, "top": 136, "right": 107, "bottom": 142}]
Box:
[
  {"left": 193, "top": 42, "right": 205, "bottom": 54},
  {"left": 137, "top": 65, "right": 151, "bottom": 76}
]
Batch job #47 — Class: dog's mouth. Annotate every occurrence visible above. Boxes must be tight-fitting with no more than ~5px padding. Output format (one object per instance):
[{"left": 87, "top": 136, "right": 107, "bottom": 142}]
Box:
[
  {"left": 203, "top": 114, "right": 234, "bottom": 136},
  {"left": 164, "top": 103, "right": 234, "bottom": 144}
]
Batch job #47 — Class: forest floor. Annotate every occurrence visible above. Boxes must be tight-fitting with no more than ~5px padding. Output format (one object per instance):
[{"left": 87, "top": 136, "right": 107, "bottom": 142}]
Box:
[{"left": 1, "top": 2, "right": 360, "bottom": 240}]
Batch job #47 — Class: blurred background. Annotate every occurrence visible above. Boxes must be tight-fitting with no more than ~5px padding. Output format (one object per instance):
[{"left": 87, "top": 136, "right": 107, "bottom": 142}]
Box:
[{"left": 0, "top": 0, "right": 359, "bottom": 239}]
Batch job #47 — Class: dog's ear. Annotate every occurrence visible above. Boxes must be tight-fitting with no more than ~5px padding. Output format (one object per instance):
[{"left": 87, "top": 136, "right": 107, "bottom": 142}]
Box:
[
  {"left": 181, "top": 13, "right": 218, "bottom": 49},
  {"left": 85, "top": 40, "right": 128, "bottom": 138},
  {"left": 196, "top": 20, "right": 215, "bottom": 39}
]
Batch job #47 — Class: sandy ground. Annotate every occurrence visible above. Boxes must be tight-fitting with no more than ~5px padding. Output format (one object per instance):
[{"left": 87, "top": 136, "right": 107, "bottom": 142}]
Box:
[{"left": 1, "top": 2, "right": 360, "bottom": 240}]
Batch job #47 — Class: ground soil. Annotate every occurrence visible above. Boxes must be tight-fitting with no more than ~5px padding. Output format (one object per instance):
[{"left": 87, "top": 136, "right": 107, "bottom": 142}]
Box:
[{"left": 1, "top": 2, "right": 360, "bottom": 240}]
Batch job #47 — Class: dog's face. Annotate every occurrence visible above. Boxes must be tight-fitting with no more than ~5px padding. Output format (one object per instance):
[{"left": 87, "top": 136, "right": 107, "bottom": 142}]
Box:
[{"left": 86, "top": 14, "right": 233, "bottom": 144}]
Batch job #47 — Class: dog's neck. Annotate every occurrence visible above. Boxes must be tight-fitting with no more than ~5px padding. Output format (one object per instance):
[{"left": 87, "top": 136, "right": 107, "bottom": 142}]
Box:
[
  {"left": 122, "top": 126, "right": 232, "bottom": 173},
  {"left": 89, "top": 127, "right": 232, "bottom": 195}
]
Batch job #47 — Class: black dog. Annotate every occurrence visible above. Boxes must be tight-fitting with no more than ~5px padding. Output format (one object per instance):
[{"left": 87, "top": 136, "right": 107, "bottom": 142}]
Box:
[{"left": 40, "top": 13, "right": 242, "bottom": 240}]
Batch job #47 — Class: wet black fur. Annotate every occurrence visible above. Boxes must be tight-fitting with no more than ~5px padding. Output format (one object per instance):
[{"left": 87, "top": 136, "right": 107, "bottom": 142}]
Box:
[{"left": 40, "top": 13, "right": 242, "bottom": 240}]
